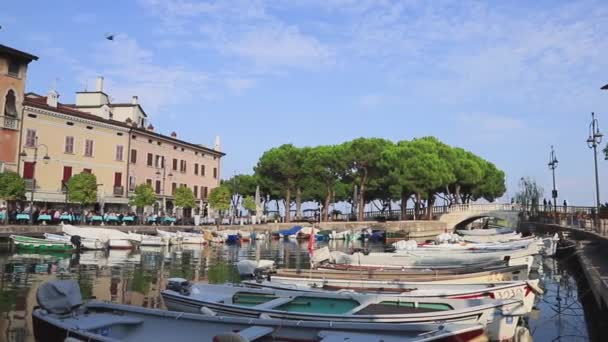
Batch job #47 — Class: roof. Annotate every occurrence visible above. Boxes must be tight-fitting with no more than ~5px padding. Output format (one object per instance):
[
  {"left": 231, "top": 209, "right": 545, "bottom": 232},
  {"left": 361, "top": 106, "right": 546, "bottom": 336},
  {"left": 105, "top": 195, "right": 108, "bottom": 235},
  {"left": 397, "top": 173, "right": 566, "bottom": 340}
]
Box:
[
  {"left": 66, "top": 102, "right": 148, "bottom": 117},
  {"left": 24, "top": 96, "right": 225, "bottom": 157},
  {"left": 24, "top": 96, "right": 130, "bottom": 129},
  {"left": 133, "top": 127, "right": 226, "bottom": 157},
  {"left": 0, "top": 44, "right": 39, "bottom": 62}
]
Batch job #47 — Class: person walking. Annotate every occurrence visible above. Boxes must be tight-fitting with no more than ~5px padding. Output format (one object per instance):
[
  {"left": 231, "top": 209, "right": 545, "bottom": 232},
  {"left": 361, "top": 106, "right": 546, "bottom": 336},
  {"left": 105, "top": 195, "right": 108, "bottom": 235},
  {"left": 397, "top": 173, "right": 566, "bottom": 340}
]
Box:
[
  {"left": 543, "top": 198, "right": 548, "bottom": 212},
  {"left": 563, "top": 200, "right": 568, "bottom": 212}
]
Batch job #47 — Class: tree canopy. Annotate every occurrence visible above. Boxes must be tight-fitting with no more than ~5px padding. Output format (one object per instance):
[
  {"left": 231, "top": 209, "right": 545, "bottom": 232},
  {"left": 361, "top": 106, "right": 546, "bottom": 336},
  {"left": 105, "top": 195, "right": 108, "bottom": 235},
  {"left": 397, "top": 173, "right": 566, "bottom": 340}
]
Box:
[
  {"left": 208, "top": 185, "right": 231, "bottom": 212},
  {"left": 174, "top": 186, "right": 196, "bottom": 209},
  {"left": 129, "top": 184, "right": 156, "bottom": 209},
  {"left": 0, "top": 171, "right": 26, "bottom": 201},
  {"left": 242, "top": 137, "right": 506, "bottom": 222},
  {"left": 67, "top": 172, "right": 97, "bottom": 206}
]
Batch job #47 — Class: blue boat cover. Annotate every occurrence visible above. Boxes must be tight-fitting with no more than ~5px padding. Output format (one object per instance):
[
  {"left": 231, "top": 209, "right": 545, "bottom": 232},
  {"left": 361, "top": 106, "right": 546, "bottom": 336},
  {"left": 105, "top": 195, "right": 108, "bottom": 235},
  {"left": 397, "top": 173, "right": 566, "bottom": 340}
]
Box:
[{"left": 279, "top": 225, "right": 302, "bottom": 236}]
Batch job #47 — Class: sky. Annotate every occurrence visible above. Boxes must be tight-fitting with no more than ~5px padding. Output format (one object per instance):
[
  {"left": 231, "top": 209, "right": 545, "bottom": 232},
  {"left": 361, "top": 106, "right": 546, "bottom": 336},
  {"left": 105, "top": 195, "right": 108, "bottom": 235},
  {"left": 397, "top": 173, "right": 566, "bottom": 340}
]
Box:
[{"left": 2, "top": 0, "right": 608, "bottom": 206}]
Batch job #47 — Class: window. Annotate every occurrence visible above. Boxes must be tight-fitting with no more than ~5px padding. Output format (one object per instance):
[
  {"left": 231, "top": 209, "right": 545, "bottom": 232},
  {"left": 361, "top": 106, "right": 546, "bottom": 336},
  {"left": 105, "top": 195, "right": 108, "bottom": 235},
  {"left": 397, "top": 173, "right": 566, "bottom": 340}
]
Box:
[
  {"left": 172, "top": 183, "right": 177, "bottom": 195},
  {"left": 84, "top": 139, "right": 94, "bottom": 157},
  {"left": 172, "top": 158, "right": 178, "bottom": 171},
  {"left": 148, "top": 139, "right": 153, "bottom": 144},
  {"left": 116, "top": 145, "right": 124, "bottom": 161},
  {"left": 62, "top": 166, "right": 72, "bottom": 183},
  {"left": 180, "top": 160, "right": 187, "bottom": 173},
  {"left": 146, "top": 179, "right": 152, "bottom": 186},
  {"left": 129, "top": 176, "right": 136, "bottom": 191},
  {"left": 8, "top": 60, "right": 19, "bottom": 76},
  {"left": 155, "top": 155, "right": 161, "bottom": 168},
  {"left": 202, "top": 186, "right": 208, "bottom": 199},
  {"left": 25, "top": 129, "right": 36, "bottom": 147},
  {"left": 155, "top": 180, "right": 161, "bottom": 194},
  {"left": 4, "top": 90, "right": 17, "bottom": 117},
  {"left": 147, "top": 153, "right": 153, "bottom": 166},
  {"left": 114, "top": 172, "right": 122, "bottom": 187},
  {"left": 213, "top": 167, "right": 218, "bottom": 179},
  {"left": 83, "top": 168, "right": 92, "bottom": 174},
  {"left": 194, "top": 186, "right": 198, "bottom": 198},
  {"left": 194, "top": 164, "right": 199, "bottom": 175},
  {"left": 23, "top": 162, "right": 34, "bottom": 179},
  {"left": 64, "top": 136, "right": 74, "bottom": 154},
  {"left": 201, "top": 165, "right": 206, "bottom": 176},
  {"left": 130, "top": 149, "right": 137, "bottom": 164}
]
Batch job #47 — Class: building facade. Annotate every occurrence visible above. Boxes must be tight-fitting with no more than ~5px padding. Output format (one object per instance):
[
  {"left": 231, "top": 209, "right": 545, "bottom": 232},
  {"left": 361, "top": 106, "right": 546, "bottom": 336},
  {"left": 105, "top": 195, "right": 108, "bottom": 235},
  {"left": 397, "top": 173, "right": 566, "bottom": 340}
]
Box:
[
  {"left": 19, "top": 93, "right": 131, "bottom": 210},
  {"left": 71, "top": 77, "right": 224, "bottom": 215},
  {"left": 0, "top": 45, "right": 38, "bottom": 172}
]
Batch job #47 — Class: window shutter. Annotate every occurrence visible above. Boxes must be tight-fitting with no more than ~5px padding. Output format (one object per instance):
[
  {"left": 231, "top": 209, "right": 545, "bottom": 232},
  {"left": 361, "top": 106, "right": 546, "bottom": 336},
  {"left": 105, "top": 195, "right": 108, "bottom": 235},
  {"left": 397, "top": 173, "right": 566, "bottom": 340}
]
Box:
[
  {"left": 62, "top": 166, "right": 72, "bottom": 182},
  {"left": 23, "top": 162, "right": 35, "bottom": 179},
  {"left": 131, "top": 149, "right": 137, "bottom": 163},
  {"left": 114, "top": 172, "right": 122, "bottom": 187}
]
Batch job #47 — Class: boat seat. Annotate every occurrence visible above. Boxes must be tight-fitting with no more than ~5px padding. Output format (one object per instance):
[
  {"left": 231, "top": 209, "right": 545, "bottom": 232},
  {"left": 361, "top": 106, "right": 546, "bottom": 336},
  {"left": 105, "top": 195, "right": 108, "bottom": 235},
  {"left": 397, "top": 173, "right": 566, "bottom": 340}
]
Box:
[
  {"left": 213, "top": 326, "right": 274, "bottom": 342},
  {"left": 70, "top": 313, "right": 143, "bottom": 331},
  {"left": 252, "top": 297, "right": 293, "bottom": 310}
]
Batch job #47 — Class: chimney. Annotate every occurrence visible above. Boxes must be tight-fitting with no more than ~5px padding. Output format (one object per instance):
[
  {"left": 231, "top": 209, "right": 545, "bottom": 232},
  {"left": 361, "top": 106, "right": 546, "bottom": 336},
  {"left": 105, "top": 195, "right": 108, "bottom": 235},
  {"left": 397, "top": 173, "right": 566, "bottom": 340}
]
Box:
[
  {"left": 170, "top": 131, "right": 177, "bottom": 138},
  {"left": 47, "top": 90, "right": 59, "bottom": 108},
  {"left": 214, "top": 135, "right": 221, "bottom": 151},
  {"left": 96, "top": 76, "right": 104, "bottom": 92},
  {"left": 131, "top": 96, "right": 138, "bottom": 105},
  {"left": 147, "top": 123, "right": 154, "bottom": 131}
]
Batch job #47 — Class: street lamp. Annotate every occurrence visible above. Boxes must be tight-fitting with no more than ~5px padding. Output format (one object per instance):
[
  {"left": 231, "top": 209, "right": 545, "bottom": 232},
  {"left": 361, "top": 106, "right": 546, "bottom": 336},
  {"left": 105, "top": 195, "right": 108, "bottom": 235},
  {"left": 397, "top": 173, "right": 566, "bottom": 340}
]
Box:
[
  {"left": 586, "top": 112, "right": 603, "bottom": 222},
  {"left": 155, "top": 157, "right": 173, "bottom": 214},
  {"left": 20, "top": 137, "right": 50, "bottom": 224},
  {"left": 548, "top": 145, "right": 558, "bottom": 215}
]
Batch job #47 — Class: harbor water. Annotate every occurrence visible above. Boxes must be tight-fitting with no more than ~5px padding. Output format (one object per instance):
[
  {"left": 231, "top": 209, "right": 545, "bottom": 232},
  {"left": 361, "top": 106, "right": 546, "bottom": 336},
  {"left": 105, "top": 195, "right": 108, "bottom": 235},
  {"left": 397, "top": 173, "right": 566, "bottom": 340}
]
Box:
[{"left": 0, "top": 239, "right": 604, "bottom": 342}]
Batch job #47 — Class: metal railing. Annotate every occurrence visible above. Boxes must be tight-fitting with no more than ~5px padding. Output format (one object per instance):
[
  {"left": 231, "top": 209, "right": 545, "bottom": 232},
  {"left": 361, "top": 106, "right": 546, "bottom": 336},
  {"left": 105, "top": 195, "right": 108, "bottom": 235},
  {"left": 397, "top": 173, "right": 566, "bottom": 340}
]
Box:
[
  {"left": 1, "top": 116, "right": 19, "bottom": 130},
  {"left": 113, "top": 186, "right": 124, "bottom": 196}
]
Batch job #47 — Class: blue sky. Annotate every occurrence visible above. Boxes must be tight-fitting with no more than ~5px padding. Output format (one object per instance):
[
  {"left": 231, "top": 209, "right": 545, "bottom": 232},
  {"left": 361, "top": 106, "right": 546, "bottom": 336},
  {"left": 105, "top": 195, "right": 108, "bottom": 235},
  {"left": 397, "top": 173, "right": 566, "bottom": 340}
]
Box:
[{"left": 2, "top": 0, "right": 608, "bottom": 205}]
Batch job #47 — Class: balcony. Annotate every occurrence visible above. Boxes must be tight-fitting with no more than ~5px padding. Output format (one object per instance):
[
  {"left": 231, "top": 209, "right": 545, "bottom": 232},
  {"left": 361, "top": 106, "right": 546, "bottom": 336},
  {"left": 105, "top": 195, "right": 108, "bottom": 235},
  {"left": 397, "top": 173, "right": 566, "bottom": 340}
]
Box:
[
  {"left": 24, "top": 179, "right": 35, "bottom": 191},
  {"left": 113, "top": 186, "right": 124, "bottom": 196},
  {"left": 1, "top": 116, "right": 19, "bottom": 130}
]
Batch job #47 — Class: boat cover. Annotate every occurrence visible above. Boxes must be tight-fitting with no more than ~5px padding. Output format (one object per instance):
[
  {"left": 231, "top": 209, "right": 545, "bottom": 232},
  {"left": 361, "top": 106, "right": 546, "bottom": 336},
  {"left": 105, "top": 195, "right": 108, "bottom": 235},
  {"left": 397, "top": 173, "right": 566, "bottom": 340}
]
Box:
[
  {"left": 36, "top": 280, "right": 82, "bottom": 314},
  {"left": 278, "top": 225, "right": 302, "bottom": 236}
]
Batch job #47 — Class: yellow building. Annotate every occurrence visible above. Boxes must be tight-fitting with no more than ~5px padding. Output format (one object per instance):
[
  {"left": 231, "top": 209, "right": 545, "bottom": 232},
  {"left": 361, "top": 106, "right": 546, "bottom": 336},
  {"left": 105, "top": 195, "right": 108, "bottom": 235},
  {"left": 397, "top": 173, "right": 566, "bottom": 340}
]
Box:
[{"left": 19, "top": 92, "right": 130, "bottom": 210}]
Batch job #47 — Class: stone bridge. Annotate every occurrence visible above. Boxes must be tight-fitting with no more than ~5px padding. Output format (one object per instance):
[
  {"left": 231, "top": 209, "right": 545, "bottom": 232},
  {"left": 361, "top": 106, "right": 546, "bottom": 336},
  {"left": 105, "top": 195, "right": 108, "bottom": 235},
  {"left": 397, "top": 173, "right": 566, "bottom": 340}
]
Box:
[{"left": 437, "top": 203, "right": 520, "bottom": 230}]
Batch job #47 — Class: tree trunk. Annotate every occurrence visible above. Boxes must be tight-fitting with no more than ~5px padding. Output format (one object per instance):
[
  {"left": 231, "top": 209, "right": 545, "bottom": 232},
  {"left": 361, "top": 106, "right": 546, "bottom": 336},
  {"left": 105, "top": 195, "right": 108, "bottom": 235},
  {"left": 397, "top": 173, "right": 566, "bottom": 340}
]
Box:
[
  {"left": 295, "top": 187, "right": 302, "bottom": 221},
  {"left": 414, "top": 192, "right": 421, "bottom": 220},
  {"left": 427, "top": 193, "right": 435, "bottom": 220},
  {"left": 400, "top": 192, "right": 408, "bottom": 220},
  {"left": 285, "top": 188, "right": 292, "bottom": 223},
  {"left": 454, "top": 185, "right": 461, "bottom": 204},
  {"left": 357, "top": 171, "right": 367, "bottom": 221},
  {"left": 323, "top": 190, "right": 331, "bottom": 222}
]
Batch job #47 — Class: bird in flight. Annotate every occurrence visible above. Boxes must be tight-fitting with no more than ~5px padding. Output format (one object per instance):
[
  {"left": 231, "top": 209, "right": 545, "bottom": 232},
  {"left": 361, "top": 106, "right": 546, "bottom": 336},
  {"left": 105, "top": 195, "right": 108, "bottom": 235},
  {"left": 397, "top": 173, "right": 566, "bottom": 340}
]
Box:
[{"left": 104, "top": 33, "right": 115, "bottom": 41}]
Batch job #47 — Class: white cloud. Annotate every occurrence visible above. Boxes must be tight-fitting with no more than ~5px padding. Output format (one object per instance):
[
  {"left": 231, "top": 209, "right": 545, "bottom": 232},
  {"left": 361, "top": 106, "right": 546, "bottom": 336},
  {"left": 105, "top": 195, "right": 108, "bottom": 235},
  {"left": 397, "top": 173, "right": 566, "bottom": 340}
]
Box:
[{"left": 225, "top": 77, "right": 256, "bottom": 94}]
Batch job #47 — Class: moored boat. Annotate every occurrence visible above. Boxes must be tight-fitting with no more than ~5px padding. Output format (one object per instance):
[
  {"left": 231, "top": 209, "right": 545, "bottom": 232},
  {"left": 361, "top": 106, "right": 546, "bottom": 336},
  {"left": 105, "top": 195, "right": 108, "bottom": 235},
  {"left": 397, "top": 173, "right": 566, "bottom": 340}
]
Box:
[
  {"left": 456, "top": 227, "right": 515, "bottom": 236},
  {"left": 43, "top": 233, "right": 106, "bottom": 250},
  {"left": 10, "top": 235, "right": 74, "bottom": 252},
  {"left": 34, "top": 280, "right": 486, "bottom": 342},
  {"left": 162, "top": 280, "right": 526, "bottom": 341},
  {"left": 242, "top": 279, "right": 542, "bottom": 313}
]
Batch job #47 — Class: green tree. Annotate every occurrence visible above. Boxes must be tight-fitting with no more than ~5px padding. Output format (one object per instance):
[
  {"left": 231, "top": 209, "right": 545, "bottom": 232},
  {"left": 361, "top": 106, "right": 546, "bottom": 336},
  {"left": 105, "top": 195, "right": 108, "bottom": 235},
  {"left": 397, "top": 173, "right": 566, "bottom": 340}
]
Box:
[
  {"left": 254, "top": 144, "right": 303, "bottom": 222},
  {"left": 174, "top": 186, "right": 196, "bottom": 209},
  {"left": 0, "top": 171, "right": 26, "bottom": 222},
  {"left": 208, "top": 185, "right": 232, "bottom": 221},
  {"left": 242, "top": 196, "right": 256, "bottom": 214},
  {"left": 343, "top": 138, "right": 393, "bottom": 221},
  {"left": 129, "top": 184, "right": 156, "bottom": 213},
  {"left": 67, "top": 172, "right": 97, "bottom": 210},
  {"left": 515, "top": 177, "right": 543, "bottom": 214}
]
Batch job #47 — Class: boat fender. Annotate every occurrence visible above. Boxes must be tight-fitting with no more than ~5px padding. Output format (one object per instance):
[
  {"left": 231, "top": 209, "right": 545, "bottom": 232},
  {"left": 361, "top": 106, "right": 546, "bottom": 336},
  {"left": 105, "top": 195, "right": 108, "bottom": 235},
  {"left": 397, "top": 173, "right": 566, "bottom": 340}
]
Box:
[
  {"left": 515, "top": 326, "right": 532, "bottom": 342},
  {"left": 200, "top": 306, "right": 217, "bottom": 316}
]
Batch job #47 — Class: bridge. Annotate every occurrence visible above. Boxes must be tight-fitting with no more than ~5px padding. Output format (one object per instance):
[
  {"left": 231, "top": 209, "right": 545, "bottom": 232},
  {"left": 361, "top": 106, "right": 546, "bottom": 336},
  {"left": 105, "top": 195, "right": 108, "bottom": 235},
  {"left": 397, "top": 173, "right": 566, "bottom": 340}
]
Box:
[{"left": 438, "top": 203, "right": 520, "bottom": 230}]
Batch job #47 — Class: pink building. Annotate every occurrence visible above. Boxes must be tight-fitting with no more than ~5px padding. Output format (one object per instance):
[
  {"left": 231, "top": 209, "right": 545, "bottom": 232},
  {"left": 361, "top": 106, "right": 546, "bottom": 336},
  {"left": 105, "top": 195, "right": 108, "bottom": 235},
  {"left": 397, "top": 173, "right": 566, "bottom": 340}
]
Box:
[{"left": 71, "top": 76, "right": 224, "bottom": 215}]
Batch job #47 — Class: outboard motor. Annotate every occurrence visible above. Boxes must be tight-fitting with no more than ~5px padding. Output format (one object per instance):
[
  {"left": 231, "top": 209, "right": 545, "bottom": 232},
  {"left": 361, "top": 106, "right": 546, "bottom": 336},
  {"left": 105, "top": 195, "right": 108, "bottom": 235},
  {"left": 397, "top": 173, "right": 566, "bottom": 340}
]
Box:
[
  {"left": 167, "top": 278, "right": 192, "bottom": 296},
  {"left": 70, "top": 235, "right": 82, "bottom": 250}
]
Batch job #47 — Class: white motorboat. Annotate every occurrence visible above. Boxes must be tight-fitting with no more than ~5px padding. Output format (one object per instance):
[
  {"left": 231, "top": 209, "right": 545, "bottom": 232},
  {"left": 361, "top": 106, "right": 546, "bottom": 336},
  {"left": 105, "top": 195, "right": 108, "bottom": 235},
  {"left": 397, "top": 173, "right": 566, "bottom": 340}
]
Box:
[
  {"left": 62, "top": 224, "right": 133, "bottom": 249},
  {"left": 34, "top": 280, "right": 486, "bottom": 342},
  {"left": 126, "top": 232, "right": 166, "bottom": 246},
  {"left": 162, "top": 280, "right": 527, "bottom": 341},
  {"left": 456, "top": 227, "right": 515, "bottom": 236},
  {"left": 43, "top": 233, "right": 106, "bottom": 250}
]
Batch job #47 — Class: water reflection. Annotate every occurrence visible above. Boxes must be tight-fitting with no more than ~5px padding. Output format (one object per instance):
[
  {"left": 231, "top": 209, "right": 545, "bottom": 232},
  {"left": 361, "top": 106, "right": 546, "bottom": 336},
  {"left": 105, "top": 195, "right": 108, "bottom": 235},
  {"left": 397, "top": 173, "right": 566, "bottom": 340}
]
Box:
[{"left": 0, "top": 240, "right": 602, "bottom": 342}]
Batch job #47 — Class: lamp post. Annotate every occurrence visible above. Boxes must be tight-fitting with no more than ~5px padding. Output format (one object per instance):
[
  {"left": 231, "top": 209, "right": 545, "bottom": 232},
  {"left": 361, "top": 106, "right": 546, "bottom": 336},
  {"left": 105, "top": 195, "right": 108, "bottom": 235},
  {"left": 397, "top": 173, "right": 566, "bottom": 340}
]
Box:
[
  {"left": 586, "top": 112, "right": 603, "bottom": 223},
  {"left": 155, "top": 157, "right": 173, "bottom": 214},
  {"left": 548, "top": 145, "right": 558, "bottom": 216},
  {"left": 19, "top": 136, "right": 50, "bottom": 224}
]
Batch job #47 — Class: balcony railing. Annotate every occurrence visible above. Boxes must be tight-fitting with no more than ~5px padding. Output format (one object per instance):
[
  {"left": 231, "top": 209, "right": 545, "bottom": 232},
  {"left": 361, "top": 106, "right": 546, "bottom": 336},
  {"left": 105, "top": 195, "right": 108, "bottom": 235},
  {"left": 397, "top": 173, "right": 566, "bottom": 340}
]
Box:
[
  {"left": 1, "top": 116, "right": 19, "bottom": 130},
  {"left": 24, "top": 179, "right": 35, "bottom": 191},
  {"left": 113, "top": 186, "right": 124, "bottom": 196}
]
